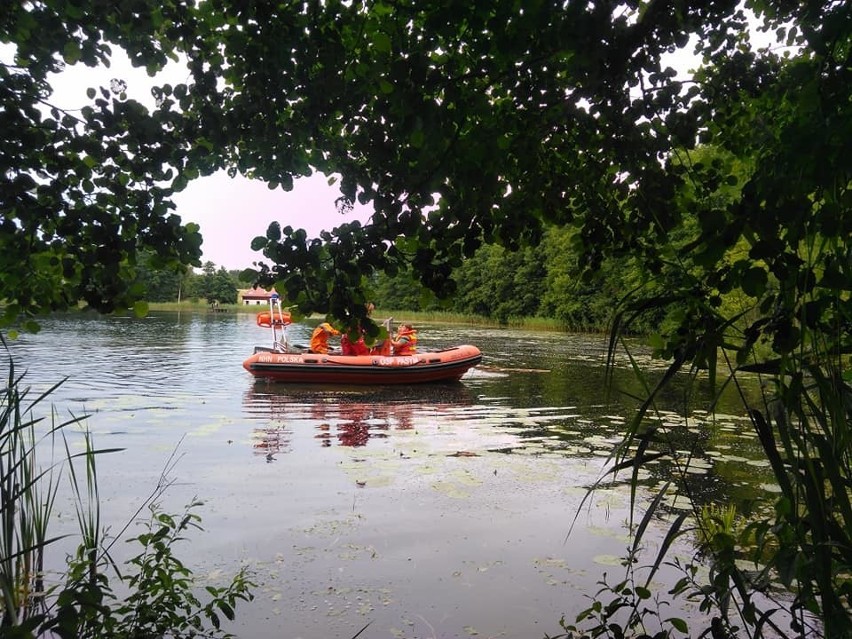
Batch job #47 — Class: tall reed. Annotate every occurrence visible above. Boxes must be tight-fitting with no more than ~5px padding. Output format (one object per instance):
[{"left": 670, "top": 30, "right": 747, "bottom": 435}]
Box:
[
  {"left": 0, "top": 338, "right": 252, "bottom": 637},
  {"left": 558, "top": 289, "right": 851, "bottom": 637},
  {"left": 0, "top": 344, "right": 81, "bottom": 628}
]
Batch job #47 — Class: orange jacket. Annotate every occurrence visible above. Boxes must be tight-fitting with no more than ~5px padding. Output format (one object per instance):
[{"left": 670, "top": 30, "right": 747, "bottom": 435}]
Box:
[
  {"left": 310, "top": 322, "right": 340, "bottom": 354},
  {"left": 392, "top": 327, "right": 418, "bottom": 356},
  {"left": 341, "top": 333, "right": 369, "bottom": 356}
]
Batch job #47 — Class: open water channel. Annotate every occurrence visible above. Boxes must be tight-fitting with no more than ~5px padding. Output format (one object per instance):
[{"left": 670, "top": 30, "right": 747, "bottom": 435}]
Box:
[{"left": 4, "top": 311, "right": 776, "bottom": 638}]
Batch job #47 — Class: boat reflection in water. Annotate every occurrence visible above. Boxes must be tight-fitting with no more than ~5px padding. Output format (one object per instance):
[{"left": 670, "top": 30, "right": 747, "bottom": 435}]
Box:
[{"left": 243, "top": 382, "right": 477, "bottom": 455}]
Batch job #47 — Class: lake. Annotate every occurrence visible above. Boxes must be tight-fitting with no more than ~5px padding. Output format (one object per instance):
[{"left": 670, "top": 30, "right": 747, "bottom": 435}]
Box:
[{"left": 3, "top": 311, "right": 775, "bottom": 638}]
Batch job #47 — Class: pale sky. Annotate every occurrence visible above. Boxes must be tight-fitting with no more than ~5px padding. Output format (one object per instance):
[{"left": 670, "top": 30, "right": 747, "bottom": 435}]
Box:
[{"left": 173, "top": 171, "right": 370, "bottom": 270}]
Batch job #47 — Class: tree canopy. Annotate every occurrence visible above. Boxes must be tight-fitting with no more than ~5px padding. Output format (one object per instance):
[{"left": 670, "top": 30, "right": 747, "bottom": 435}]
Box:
[
  {"left": 1, "top": 1, "right": 208, "bottom": 327},
  {"left": 3, "top": 0, "right": 848, "bottom": 358},
  {"left": 3, "top": 0, "right": 851, "bottom": 633}
]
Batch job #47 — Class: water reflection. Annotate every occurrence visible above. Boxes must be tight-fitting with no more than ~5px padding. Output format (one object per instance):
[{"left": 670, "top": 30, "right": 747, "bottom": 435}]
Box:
[
  {"left": 241, "top": 378, "right": 777, "bottom": 517},
  {"left": 243, "top": 382, "right": 477, "bottom": 453}
]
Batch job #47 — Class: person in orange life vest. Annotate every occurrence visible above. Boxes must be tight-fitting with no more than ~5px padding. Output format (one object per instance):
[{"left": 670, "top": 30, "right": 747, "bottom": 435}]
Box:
[
  {"left": 370, "top": 316, "right": 394, "bottom": 356},
  {"left": 341, "top": 302, "right": 375, "bottom": 356},
  {"left": 340, "top": 331, "right": 370, "bottom": 356},
  {"left": 391, "top": 324, "right": 418, "bottom": 356},
  {"left": 309, "top": 322, "right": 340, "bottom": 354}
]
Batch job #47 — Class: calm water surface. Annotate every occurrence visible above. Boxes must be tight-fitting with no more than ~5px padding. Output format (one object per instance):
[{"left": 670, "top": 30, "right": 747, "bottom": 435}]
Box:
[{"left": 5, "top": 311, "right": 774, "bottom": 639}]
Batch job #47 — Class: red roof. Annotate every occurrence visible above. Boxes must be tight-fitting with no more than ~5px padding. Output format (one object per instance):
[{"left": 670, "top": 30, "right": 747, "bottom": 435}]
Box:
[{"left": 240, "top": 287, "right": 277, "bottom": 300}]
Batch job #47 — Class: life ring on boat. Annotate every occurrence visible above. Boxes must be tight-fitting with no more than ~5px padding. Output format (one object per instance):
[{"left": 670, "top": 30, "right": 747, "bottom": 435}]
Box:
[{"left": 256, "top": 311, "right": 291, "bottom": 327}]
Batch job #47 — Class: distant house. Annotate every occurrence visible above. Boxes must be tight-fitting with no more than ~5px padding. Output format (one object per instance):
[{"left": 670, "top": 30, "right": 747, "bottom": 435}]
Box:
[{"left": 238, "top": 287, "right": 277, "bottom": 306}]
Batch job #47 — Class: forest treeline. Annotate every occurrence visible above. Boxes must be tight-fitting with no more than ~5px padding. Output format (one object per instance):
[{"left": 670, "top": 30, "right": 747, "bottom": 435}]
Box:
[
  {"left": 370, "top": 224, "right": 654, "bottom": 333},
  {"left": 138, "top": 223, "right": 652, "bottom": 333},
  {"left": 136, "top": 228, "right": 610, "bottom": 330},
  {"left": 138, "top": 258, "right": 247, "bottom": 306},
  {"left": 140, "top": 210, "right": 747, "bottom": 338}
]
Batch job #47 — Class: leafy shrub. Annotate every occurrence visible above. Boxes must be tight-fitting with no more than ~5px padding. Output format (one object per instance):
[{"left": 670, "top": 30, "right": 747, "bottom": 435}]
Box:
[{"left": 0, "top": 343, "right": 253, "bottom": 638}]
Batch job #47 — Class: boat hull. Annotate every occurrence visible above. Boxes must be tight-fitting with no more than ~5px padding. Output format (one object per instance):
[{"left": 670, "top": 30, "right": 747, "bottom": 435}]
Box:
[{"left": 243, "top": 344, "right": 482, "bottom": 385}]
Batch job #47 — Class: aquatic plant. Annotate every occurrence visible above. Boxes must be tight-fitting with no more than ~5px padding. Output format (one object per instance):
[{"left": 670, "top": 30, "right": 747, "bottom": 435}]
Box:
[
  {"left": 555, "top": 288, "right": 850, "bottom": 637},
  {"left": 0, "top": 340, "right": 253, "bottom": 637},
  {"left": 0, "top": 347, "right": 71, "bottom": 630}
]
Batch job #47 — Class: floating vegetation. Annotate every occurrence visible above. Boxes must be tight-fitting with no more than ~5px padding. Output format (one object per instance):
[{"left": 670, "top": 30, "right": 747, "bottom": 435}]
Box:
[
  {"left": 683, "top": 465, "right": 709, "bottom": 475},
  {"left": 746, "top": 459, "right": 771, "bottom": 468},
  {"left": 661, "top": 493, "right": 693, "bottom": 510},
  {"left": 592, "top": 554, "right": 624, "bottom": 567}
]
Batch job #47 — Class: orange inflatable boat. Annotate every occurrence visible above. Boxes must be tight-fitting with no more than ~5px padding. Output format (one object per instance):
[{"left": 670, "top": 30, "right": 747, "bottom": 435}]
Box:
[
  {"left": 242, "top": 344, "right": 482, "bottom": 384},
  {"left": 243, "top": 295, "right": 481, "bottom": 384}
]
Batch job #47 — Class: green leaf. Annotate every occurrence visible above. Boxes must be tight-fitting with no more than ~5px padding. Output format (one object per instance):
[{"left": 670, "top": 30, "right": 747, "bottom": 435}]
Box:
[
  {"left": 266, "top": 222, "right": 281, "bottom": 241},
  {"left": 133, "top": 300, "right": 149, "bottom": 318},
  {"left": 410, "top": 129, "right": 425, "bottom": 148},
  {"left": 668, "top": 617, "right": 689, "bottom": 633},
  {"left": 23, "top": 320, "right": 41, "bottom": 334},
  {"left": 217, "top": 600, "right": 235, "bottom": 620},
  {"left": 372, "top": 32, "right": 392, "bottom": 53},
  {"left": 63, "top": 41, "right": 82, "bottom": 64},
  {"left": 741, "top": 267, "right": 767, "bottom": 297}
]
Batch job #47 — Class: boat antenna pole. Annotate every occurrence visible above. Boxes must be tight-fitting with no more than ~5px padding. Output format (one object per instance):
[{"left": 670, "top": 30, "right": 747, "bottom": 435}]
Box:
[{"left": 269, "top": 292, "right": 288, "bottom": 352}]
